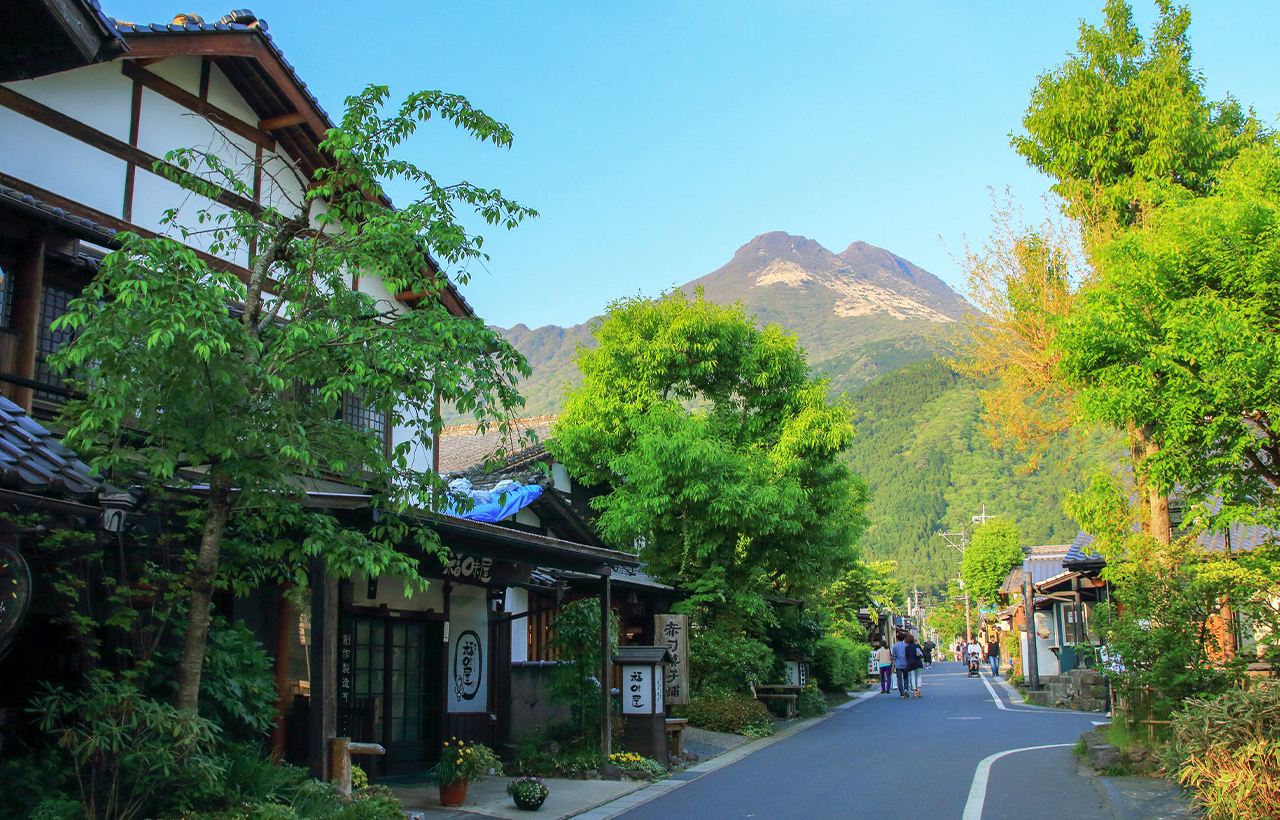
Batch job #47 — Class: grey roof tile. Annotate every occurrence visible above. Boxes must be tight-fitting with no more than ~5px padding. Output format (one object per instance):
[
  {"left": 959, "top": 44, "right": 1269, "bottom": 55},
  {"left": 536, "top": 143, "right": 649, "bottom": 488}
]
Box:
[{"left": 0, "top": 396, "right": 104, "bottom": 501}]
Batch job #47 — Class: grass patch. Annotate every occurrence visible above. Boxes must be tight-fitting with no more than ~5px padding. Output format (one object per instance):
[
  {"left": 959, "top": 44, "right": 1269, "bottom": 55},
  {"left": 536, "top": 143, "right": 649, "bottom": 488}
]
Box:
[{"left": 1073, "top": 738, "right": 1088, "bottom": 757}]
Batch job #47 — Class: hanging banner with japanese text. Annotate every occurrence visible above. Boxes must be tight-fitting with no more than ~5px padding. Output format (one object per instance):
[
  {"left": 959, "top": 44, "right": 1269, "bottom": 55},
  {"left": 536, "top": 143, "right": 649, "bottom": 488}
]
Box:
[
  {"left": 448, "top": 589, "right": 489, "bottom": 713},
  {"left": 654, "top": 614, "right": 690, "bottom": 705}
]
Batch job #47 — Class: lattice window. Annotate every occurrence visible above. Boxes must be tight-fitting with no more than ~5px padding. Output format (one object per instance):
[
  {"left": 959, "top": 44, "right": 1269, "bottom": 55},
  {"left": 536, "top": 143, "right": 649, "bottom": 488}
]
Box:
[
  {"left": 35, "top": 283, "right": 78, "bottom": 396},
  {"left": 340, "top": 391, "right": 387, "bottom": 438},
  {"left": 0, "top": 264, "right": 12, "bottom": 328},
  {"left": 526, "top": 593, "right": 562, "bottom": 662}
]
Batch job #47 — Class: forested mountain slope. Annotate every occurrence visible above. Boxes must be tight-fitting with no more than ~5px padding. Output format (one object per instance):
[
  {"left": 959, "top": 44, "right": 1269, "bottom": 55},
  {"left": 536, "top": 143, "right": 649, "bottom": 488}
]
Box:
[{"left": 846, "top": 358, "right": 1118, "bottom": 592}]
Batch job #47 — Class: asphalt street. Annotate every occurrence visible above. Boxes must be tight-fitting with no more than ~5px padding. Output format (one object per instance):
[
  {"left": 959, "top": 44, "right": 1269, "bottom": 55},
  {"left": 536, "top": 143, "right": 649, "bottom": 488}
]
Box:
[{"left": 614, "top": 661, "right": 1112, "bottom": 820}]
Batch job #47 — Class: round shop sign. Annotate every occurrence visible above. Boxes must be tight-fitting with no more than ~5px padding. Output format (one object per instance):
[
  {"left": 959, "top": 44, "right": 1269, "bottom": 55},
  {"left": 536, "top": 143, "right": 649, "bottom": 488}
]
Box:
[{"left": 453, "top": 629, "right": 483, "bottom": 701}]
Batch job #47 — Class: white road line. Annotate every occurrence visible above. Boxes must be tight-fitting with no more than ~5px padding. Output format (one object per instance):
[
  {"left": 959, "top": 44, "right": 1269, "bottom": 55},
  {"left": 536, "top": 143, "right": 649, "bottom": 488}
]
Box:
[
  {"left": 980, "top": 674, "right": 1009, "bottom": 711},
  {"left": 962, "top": 743, "right": 1073, "bottom": 820}
]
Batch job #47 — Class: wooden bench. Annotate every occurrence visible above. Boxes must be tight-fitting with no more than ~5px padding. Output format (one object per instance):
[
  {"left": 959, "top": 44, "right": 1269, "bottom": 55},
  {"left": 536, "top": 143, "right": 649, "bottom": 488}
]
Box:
[
  {"left": 665, "top": 717, "right": 688, "bottom": 756},
  {"left": 750, "top": 683, "right": 800, "bottom": 718}
]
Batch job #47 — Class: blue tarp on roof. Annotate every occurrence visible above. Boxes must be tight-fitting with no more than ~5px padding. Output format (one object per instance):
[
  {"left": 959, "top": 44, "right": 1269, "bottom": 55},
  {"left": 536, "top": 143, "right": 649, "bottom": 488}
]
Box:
[{"left": 446, "top": 483, "right": 543, "bottom": 523}]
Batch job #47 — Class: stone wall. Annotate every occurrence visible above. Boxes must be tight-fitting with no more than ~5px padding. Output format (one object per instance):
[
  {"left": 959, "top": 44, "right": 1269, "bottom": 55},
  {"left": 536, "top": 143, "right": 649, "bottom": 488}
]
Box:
[{"left": 1024, "top": 668, "right": 1109, "bottom": 712}]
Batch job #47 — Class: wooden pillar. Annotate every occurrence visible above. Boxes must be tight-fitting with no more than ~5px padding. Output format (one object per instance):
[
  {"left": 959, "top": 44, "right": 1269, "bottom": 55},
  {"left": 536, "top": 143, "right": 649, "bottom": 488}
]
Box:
[
  {"left": 8, "top": 232, "right": 45, "bottom": 411},
  {"left": 270, "top": 583, "right": 293, "bottom": 759},
  {"left": 600, "top": 568, "right": 612, "bottom": 761},
  {"left": 441, "top": 582, "right": 452, "bottom": 744},
  {"left": 308, "top": 560, "right": 338, "bottom": 780}
]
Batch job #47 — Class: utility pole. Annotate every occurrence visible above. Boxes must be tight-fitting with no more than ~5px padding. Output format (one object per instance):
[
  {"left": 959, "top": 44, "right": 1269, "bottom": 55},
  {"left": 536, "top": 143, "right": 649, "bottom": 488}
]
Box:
[
  {"left": 940, "top": 527, "right": 972, "bottom": 642},
  {"left": 1022, "top": 565, "right": 1040, "bottom": 690}
]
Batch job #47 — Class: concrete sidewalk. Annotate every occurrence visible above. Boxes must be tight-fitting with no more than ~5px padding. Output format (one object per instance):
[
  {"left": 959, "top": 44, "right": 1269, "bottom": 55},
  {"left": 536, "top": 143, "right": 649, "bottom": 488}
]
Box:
[{"left": 395, "top": 688, "right": 879, "bottom": 820}]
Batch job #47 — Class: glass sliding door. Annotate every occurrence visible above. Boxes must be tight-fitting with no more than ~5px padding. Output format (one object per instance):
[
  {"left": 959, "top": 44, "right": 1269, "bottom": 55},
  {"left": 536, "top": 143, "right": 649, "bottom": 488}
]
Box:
[{"left": 342, "top": 615, "right": 442, "bottom": 774}]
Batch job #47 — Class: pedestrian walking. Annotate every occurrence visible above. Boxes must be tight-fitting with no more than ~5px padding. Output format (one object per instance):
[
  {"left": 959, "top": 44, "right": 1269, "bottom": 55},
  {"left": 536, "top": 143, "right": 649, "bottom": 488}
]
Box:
[
  {"left": 905, "top": 634, "right": 924, "bottom": 697},
  {"left": 985, "top": 633, "right": 1001, "bottom": 678},
  {"left": 891, "top": 634, "right": 910, "bottom": 698},
  {"left": 874, "top": 642, "right": 893, "bottom": 693},
  {"left": 921, "top": 638, "right": 935, "bottom": 669}
]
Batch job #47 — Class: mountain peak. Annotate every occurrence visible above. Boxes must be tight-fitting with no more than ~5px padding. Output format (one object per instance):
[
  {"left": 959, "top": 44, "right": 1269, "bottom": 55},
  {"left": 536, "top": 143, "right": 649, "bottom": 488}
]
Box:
[{"left": 691, "top": 233, "right": 968, "bottom": 326}]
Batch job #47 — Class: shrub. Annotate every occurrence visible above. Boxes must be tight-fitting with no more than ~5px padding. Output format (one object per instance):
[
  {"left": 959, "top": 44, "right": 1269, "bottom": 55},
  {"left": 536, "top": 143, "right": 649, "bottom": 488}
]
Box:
[
  {"left": 1165, "top": 685, "right": 1280, "bottom": 820},
  {"left": 675, "top": 692, "right": 773, "bottom": 738},
  {"left": 608, "top": 751, "right": 666, "bottom": 780},
  {"left": 812, "top": 636, "right": 869, "bottom": 692},
  {"left": 31, "top": 679, "right": 222, "bottom": 820},
  {"left": 688, "top": 626, "right": 775, "bottom": 693},
  {"left": 196, "top": 619, "right": 279, "bottom": 741},
  {"left": 796, "top": 683, "right": 826, "bottom": 718}
]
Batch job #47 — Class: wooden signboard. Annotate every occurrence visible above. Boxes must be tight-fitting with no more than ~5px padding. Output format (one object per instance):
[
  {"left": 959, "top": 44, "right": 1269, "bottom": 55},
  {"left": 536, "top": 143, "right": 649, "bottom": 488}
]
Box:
[{"left": 654, "top": 614, "right": 690, "bottom": 706}]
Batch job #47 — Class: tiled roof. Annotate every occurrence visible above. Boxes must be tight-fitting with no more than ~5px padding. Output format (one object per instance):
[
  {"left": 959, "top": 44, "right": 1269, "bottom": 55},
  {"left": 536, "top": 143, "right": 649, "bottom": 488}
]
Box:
[
  {"left": 0, "top": 396, "right": 104, "bottom": 500},
  {"left": 0, "top": 184, "right": 116, "bottom": 241},
  {"left": 438, "top": 415, "right": 557, "bottom": 475},
  {"left": 110, "top": 13, "right": 334, "bottom": 126},
  {"left": 1065, "top": 513, "right": 1279, "bottom": 567}
]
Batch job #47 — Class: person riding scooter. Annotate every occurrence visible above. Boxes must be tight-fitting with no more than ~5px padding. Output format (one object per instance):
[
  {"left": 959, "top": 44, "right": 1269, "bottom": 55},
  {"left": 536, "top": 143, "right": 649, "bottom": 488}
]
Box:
[{"left": 966, "top": 638, "right": 982, "bottom": 677}]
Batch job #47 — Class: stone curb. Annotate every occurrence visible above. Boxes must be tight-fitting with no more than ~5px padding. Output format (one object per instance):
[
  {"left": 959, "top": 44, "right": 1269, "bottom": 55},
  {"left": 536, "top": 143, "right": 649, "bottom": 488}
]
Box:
[{"left": 564, "top": 688, "right": 879, "bottom": 820}]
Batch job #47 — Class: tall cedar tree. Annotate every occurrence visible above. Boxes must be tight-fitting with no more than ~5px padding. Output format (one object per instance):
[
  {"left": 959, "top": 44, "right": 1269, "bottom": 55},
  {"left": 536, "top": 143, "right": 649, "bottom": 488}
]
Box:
[
  {"left": 551, "top": 290, "right": 868, "bottom": 628},
  {"left": 52, "top": 86, "right": 535, "bottom": 711}
]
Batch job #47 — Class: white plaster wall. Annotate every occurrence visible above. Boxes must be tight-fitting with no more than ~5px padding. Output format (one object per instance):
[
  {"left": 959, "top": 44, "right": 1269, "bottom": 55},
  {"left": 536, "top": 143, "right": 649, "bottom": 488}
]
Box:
[
  {"left": 0, "top": 104, "right": 127, "bottom": 216},
  {"left": 391, "top": 403, "right": 434, "bottom": 476},
  {"left": 508, "top": 587, "right": 529, "bottom": 663},
  {"left": 551, "top": 463, "right": 571, "bottom": 493},
  {"left": 514, "top": 508, "right": 540, "bottom": 528},
  {"left": 1, "top": 62, "right": 133, "bottom": 140},
  {"left": 349, "top": 571, "right": 445, "bottom": 612}
]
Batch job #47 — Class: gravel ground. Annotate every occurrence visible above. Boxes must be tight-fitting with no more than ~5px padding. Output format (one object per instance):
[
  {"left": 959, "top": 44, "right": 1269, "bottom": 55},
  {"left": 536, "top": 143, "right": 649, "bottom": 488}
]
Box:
[{"left": 680, "top": 726, "right": 752, "bottom": 762}]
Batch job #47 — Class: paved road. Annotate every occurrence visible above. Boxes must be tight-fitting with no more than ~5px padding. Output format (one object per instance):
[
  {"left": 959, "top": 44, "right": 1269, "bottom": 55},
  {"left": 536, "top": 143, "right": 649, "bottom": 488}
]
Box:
[{"left": 614, "top": 661, "right": 1112, "bottom": 820}]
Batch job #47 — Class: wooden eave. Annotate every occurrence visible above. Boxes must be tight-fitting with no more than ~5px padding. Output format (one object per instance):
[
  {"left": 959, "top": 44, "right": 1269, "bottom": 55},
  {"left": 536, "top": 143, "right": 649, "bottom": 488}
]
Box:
[{"left": 117, "top": 30, "right": 331, "bottom": 176}]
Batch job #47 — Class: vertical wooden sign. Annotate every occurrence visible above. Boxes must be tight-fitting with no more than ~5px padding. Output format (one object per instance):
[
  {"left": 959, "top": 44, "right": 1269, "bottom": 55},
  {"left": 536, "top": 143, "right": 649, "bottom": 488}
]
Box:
[{"left": 654, "top": 614, "right": 690, "bottom": 705}]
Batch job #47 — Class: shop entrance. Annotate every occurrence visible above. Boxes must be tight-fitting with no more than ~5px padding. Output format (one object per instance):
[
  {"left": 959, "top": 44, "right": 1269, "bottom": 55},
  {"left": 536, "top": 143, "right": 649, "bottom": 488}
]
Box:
[{"left": 340, "top": 614, "right": 443, "bottom": 775}]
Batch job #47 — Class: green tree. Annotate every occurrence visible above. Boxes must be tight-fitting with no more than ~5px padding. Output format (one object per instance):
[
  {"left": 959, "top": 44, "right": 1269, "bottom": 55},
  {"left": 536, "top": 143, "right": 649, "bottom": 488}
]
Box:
[
  {"left": 552, "top": 289, "right": 869, "bottom": 628},
  {"left": 960, "top": 518, "right": 1023, "bottom": 608},
  {"left": 52, "top": 85, "right": 535, "bottom": 712},
  {"left": 1009, "top": 0, "right": 1264, "bottom": 545},
  {"left": 1059, "top": 144, "right": 1280, "bottom": 522},
  {"left": 547, "top": 599, "right": 618, "bottom": 746}
]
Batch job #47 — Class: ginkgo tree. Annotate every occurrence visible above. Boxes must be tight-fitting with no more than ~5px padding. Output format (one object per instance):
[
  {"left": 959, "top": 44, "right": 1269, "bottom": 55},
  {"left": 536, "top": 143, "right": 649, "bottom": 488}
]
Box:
[{"left": 52, "top": 85, "right": 535, "bottom": 713}]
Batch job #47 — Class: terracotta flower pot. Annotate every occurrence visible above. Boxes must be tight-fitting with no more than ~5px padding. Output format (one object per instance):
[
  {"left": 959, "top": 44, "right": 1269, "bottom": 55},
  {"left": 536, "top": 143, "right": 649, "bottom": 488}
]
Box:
[{"left": 440, "top": 779, "right": 468, "bottom": 806}]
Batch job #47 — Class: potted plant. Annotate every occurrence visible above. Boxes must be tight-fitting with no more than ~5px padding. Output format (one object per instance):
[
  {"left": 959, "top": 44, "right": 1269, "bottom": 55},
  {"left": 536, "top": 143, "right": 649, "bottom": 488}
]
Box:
[
  {"left": 507, "top": 776, "right": 550, "bottom": 811},
  {"left": 432, "top": 737, "right": 502, "bottom": 806}
]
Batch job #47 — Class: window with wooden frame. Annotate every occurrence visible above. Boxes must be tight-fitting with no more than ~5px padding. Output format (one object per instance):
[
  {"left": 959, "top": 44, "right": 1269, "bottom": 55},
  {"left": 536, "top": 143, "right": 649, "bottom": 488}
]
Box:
[
  {"left": 34, "top": 281, "right": 80, "bottom": 399},
  {"left": 526, "top": 592, "right": 561, "bottom": 662}
]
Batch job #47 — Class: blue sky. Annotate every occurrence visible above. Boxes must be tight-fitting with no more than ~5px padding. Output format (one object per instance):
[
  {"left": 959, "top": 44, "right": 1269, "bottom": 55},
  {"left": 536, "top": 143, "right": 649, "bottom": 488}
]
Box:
[{"left": 109, "top": 2, "right": 1280, "bottom": 329}]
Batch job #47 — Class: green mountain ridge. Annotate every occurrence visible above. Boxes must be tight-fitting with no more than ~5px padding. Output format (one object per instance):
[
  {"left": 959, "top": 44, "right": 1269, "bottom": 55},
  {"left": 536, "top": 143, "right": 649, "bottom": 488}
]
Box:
[{"left": 480, "top": 232, "right": 1113, "bottom": 594}]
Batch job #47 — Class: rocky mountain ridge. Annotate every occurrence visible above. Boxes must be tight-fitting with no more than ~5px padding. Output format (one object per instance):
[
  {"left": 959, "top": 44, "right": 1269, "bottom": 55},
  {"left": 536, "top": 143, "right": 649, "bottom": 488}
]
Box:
[{"left": 489, "top": 232, "right": 972, "bottom": 417}]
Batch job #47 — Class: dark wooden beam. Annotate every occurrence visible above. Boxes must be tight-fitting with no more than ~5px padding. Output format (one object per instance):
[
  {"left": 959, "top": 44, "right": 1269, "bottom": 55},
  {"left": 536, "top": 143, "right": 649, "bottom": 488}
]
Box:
[
  {"left": 122, "top": 60, "right": 275, "bottom": 151},
  {"left": 119, "top": 32, "right": 258, "bottom": 61},
  {"left": 198, "top": 57, "right": 212, "bottom": 101},
  {"left": 7, "top": 231, "right": 45, "bottom": 413},
  {"left": 119, "top": 34, "right": 332, "bottom": 138},
  {"left": 258, "top": 112, "right": 306, "bottom": 131},
  {"left": 0, "top": 172, "right": 279, "bottom": 293},
  {"left": 0, "top": 84, "right": 261, "bottom": 217},
  {"left": 122, "top": 77, "right": 143, "bottom": 221}
]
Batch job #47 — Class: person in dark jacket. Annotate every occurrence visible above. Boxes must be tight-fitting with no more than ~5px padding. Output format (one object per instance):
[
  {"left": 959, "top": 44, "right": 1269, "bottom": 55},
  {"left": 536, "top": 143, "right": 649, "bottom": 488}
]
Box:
[
  {"left": 984, "top": 634, "right": 1001, "bottom": 678},
  {"left": 905, "top": 634, "right": 924, "bottom": 697},
  {"left": 921, "top": 639, "right": 936, "bottom": 668}
]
